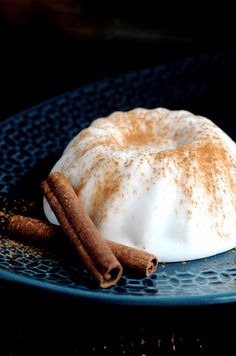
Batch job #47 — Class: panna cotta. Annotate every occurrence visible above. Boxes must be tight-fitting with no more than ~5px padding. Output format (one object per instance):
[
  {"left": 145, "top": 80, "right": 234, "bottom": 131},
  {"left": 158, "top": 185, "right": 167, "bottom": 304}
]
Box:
[{"left": 44, "top": 108, "right": 236, "bottom": 262}]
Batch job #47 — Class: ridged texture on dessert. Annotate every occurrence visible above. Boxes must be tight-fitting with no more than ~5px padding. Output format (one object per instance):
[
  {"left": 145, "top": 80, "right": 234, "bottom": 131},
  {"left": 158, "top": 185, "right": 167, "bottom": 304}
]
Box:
[{"left": 44, "top": 108, "right": 236, "bottom": 262}]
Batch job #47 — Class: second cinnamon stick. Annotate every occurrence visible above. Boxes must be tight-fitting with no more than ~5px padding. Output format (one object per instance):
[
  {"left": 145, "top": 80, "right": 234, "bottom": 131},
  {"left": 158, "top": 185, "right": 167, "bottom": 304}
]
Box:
[{"left": 42, "top": 172, "right": 123, "bottom": 288}]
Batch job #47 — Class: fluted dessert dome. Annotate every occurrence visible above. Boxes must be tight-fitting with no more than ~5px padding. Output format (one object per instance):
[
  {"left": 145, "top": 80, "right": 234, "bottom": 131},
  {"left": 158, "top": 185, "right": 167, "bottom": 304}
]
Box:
[{"left": 44, "top": 108, "right": 236, "bottom": 262}]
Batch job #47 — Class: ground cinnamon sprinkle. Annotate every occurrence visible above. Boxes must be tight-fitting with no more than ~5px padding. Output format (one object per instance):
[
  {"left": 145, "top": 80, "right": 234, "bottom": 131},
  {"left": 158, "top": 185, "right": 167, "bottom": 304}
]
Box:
[
  {"left": 69, "top": 110, "right": 236, "bottom": 230},
  {"left": 0, "top": 199, "right": 45, "bottom": 261},
  {"left": 186, "top": 143, "right": 236, "bottom": 215},
  {"left": 82, "top": 166, "right": 124, "bottom": 223}
]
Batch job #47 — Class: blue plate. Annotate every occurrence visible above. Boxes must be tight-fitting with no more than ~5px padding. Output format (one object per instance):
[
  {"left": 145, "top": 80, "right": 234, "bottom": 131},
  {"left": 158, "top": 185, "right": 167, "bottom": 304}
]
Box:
[{"left": 1, "top": 51, "right": 236, "bottom": 306}]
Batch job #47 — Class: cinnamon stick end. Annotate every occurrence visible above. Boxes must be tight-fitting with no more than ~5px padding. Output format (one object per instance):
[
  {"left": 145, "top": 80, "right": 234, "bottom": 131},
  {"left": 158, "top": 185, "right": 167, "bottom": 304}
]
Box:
[
  {"left": 100, "top": 264, "right": 123, "bottom": 288},
  {"left": 146, "top": 257, "right": 158, "bottom": 276},
  {"left": 8, "top": 214, "right": 58, "bottom": 244}
]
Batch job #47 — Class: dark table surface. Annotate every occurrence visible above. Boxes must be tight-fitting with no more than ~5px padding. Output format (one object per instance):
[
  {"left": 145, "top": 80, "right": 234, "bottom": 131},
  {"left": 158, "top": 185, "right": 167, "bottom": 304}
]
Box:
[{"left": 1, "top": 2, "right": 236, "bottom": 354}]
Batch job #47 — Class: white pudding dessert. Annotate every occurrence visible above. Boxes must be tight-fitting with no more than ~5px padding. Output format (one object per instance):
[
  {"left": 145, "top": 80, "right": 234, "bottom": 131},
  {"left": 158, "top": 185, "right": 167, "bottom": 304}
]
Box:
[{"left": 44, "top": 108, "right": 236, "bottom": 262}]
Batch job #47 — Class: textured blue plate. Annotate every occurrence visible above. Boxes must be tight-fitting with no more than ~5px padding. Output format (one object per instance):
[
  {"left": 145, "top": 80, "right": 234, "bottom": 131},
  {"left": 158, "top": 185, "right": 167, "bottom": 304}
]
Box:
[{"left": 1, "top": 51, "right": 236, "bottom": 306}]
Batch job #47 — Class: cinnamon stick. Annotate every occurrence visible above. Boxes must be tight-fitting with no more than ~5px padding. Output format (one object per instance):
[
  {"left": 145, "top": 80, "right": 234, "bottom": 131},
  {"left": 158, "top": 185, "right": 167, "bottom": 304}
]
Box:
[
  {"left": 41, "top": 172, "right": 123, "bottom": 288},
  {"left": 41, "top": 181, "right": 103, "bottom": 283},
  {"left": 8, "top": 214, "right": 158, "bottom": 276},
  {"left": 8, "top": 215, "right": 60, "bottom": 244},
  {"left": 107, "top": 240, "right": 157, "bottom": 277}
]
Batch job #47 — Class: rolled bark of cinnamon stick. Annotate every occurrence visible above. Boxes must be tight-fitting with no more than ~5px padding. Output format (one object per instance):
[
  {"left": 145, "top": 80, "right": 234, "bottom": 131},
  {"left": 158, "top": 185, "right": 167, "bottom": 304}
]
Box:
[
  {"left": 8, "top": 215, "right": 60, "bottom": 244},
  {"left": 41, "top": 172, "right": 123, "bottom": 288},
  {"left": 107, "top": 240, "right": 157, "bottom": 277},
  {"left": 41, "top": 181, "right": 103, "bottom": 282},
  {"left": 8, "top": 214, "right": 158, "bottom": 276}
]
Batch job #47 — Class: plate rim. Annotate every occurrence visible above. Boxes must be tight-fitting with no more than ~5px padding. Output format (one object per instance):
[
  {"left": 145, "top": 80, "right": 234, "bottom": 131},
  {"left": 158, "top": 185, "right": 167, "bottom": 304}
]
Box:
[{"left": 1, "top": 268, "right": 236, "bottom": 307}]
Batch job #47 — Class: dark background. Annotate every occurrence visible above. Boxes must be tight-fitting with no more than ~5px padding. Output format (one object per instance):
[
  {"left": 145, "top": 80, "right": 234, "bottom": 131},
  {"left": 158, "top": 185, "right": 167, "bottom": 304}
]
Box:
[
  {"left": 1, "top": 1, "right": 236, "bottom": 354},
  {"left": 1, "top": 1, "right": 236, "bottom": 120}
]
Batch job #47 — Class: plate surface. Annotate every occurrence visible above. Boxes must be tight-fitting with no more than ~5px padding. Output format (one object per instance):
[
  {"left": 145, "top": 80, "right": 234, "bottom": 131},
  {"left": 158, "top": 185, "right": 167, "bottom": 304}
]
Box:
[{"left": 1, "top": 51, "right": 236, "bottom": 306}]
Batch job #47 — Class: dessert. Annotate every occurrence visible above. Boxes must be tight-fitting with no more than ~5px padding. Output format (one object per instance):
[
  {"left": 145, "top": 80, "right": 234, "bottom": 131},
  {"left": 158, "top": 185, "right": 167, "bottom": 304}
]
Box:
[{"left": 44, "top": 108, "right": 236, "bottom": 262}]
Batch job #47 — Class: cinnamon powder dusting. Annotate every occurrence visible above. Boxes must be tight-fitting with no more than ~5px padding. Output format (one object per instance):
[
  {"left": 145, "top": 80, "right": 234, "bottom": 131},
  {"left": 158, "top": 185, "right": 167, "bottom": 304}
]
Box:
[{"left": 63, "top": 108, "right": 236, "bottom": 236}]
